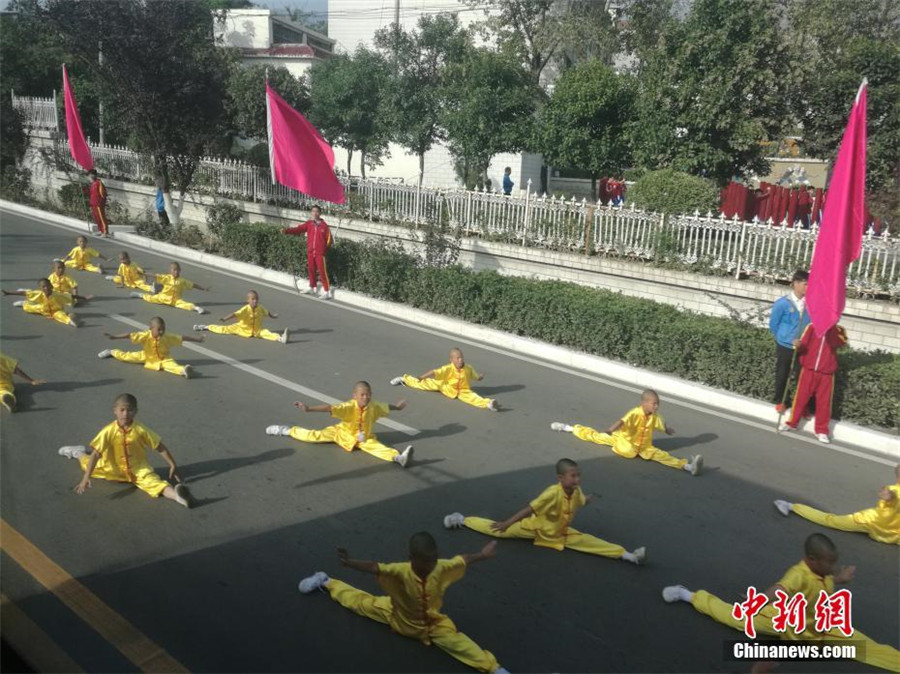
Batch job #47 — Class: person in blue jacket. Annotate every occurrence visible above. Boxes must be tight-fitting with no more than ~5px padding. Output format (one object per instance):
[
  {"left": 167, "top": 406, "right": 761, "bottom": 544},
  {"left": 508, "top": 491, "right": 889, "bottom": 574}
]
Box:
[
  {"left": 769, "top": 269, "right": 810, "bottom": 412},
  {"left": 155, "top": 188, "right": 169, "bottom": 226},
  {"left": 502, "top": 167, "right": 514, "bottom": 196}
]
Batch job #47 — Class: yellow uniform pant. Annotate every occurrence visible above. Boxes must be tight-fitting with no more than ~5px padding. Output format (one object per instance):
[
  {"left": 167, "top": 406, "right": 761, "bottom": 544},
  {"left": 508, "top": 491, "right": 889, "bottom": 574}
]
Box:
[
  {"left": 691, "top": 590, "right": 900, "bottom": 672},
  {"left": 573, "top": 425, "right": 686, "bottom": 470},
  {"left": 208, "top": 324, "right": 281, "bottom": 341},
  {"left": 401, "top": 375, "right": 492, "bottom": 409},
  {"left": 792, "top": 504, "right": 893, "bottom": 543},
  {"left": 0, "top": 385, "right": 15, "bottom": 410},
  {"left": 288, "top": 425, "right": 399, "bottom": 462},
  {"left": 111, "top": 350, "right": 187, "bottom": 376},
  {"left": 65, "top": 260, "right": 101, "bottom": 274},
  {"left": 22, "top": 303, "right": 73, "bottom": 326},
  {"left": 113, "top": 276, "right": 153, "bottom": 292},
  {"left": 326, "top": 579, "right": 499, "bottom": 672},
  {"left": 78, "top": 455, "right": 169, "bottom": 497},
  {"left": 141, "top": 293, "right": 196, "bottom": 312},
  {"left": 464, "top": 516, "right": 626, "bottom": 558}
]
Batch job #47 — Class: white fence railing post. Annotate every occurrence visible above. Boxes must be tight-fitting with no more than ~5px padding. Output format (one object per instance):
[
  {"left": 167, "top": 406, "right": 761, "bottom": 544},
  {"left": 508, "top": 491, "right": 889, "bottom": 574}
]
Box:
[{"left": 522, "top": 178, "right": 532, "bottom": 246}]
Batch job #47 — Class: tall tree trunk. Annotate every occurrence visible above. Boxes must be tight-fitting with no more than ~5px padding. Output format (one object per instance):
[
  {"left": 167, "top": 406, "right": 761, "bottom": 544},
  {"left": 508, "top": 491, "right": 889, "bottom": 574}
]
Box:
[
  {"left": 418, "top": 152, "right": 425, "bottom": 186},
  {"left": 155, "top": 159, "right": 182, "bottom": 226},
  {"left": 360, "top": 149, "right": 366, "bottom": 179},
  {"left": 346, "top": 149, "right": 353, "bottom": 177}
]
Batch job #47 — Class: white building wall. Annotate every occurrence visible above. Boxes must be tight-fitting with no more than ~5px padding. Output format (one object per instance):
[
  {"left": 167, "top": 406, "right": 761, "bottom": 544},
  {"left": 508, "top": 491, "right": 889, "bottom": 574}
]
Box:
[
  {"left": 214, "top": 9, "right": 272, "bottom": 49},
  {"left": 240, "top": 57, "right": 315, "bottom": 79}
]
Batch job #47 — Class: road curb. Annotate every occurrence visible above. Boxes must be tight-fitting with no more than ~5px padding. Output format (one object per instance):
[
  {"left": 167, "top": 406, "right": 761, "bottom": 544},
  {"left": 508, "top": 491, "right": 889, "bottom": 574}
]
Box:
[{"left": 4, "top": 199, "right": 897, "bottom": 460}]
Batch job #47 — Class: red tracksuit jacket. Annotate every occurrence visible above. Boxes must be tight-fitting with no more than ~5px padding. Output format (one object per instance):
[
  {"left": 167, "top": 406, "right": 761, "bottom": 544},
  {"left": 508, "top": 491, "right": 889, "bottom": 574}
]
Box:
[
  {"left": 283, "top": 219, "right": 332, "bottom": 257},
  {"left": 796, "top": 325, "right": 847, "bottom": 374},
  {"left": 89, "top": 179, "right": 107, "bottom": 207}
]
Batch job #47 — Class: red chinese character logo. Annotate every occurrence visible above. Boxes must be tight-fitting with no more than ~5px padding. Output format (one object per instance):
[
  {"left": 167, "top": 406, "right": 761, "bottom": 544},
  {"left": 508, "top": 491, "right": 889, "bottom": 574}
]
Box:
[
  {"left": 732, "top": 586, "right": 769, "bottom": 638},
  {"left": 814, "top": 589, "right": 854, "bottom": 637},
  {"left": 772, "top": 589, "right": 808, "bottom": 634}
]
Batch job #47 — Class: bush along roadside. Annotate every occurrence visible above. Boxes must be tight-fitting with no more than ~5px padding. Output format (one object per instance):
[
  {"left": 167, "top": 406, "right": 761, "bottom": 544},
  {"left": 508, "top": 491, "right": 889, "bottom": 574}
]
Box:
[{"left": 213, "top": 220, "right": 900, "bottom": 431}]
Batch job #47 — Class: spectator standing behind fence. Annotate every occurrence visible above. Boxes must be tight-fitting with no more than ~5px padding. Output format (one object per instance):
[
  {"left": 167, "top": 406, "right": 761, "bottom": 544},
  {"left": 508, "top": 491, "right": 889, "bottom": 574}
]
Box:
[
  {"left": 155, "top": 188, "right": 169, "bottom": 226},
  {"left": 502, "top": 167, "right": 513, "bottom": 196},
  {"left": 769, "top": 270, "right": 811, "bottom": 414},
  {"left": 88, "top": 169, "right": 109, "bottom": 237}
]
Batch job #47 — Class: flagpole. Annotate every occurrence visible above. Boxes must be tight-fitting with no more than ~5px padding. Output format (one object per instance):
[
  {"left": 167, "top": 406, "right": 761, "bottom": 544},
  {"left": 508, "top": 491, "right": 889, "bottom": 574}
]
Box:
[{"left": 776, "top": 306, "right": 806, "bottom": 431}]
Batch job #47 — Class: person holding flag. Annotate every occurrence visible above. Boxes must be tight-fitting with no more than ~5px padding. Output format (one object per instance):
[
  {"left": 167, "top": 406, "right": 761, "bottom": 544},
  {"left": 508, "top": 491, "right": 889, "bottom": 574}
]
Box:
[
  {"left": 281, "top": 205, "right": 333, "bottom": 299},
  {"left": 88, "top": 169, "right": 110, "bottom": 237}
]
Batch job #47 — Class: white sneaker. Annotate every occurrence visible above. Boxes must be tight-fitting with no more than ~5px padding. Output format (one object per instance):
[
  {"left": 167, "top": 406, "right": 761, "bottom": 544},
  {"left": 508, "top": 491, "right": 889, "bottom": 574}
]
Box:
[
  {"left": 816, "top": 433, "right": 831, "bottom": 444},
  {"left": 266, "top": 425, "right": 291, "bottom": 436},
  {"left": 13, "top": 300, "right": 25, "bottom": 307},
  {"left": 129, "top": 291, "right": 143, "bottom": 298},
  {"left": 298, "top": 571, "right": 330, "bottom": 594},
  {"left": 631, "top": 546, "right": 646, "bottom": 565},
  {"left": 67, "top": 316, "right": 77, "bottom": 328},
  {"left": 58, "top": 445, "right": 87, "bottom": 459},
  {"left": 193, "top": 324, "right": 208, "bottom": 331},
  {"left": 774, "top": 499, "right": 793, "bottom": 516},
  {"left": 193, "top": 306, "right": 207, "bottom": 315},
  {"left": 97, "top": 267, "right": 104, "bottom": 275},
  {"left": 662, "top": 585, "right": 690, "bottom": 603},
  {"left": 182, "top": 365, "right": 193, "bottom": 379},
  {"left": 389, "top": 376, "right": 403, "bottom": 386},
  {"left": 443, "top": 512, "right": 465, "bottom": 529},
  {"left": 689, "top": 455, "right": 703, "bottom": 476},
  {"left": 104, "top": 275, "right": 115, "bottom": 281},
  {"left": 493, "top": 668, "right": 510, "bottom": 674},
  {"left": 488, "top": 399, "right": 499, "bottom": 412},
  {"left": 320, "top": 289, "right": 333, "bottom": 300},
  {"left": 778, "top": 422, "right": 795, "bottom": 433},
  {"left": 551, "top": 422, "right": 573, "bottom": 433},
  {"left": 280, "top": 329, "right": 289, "bottom": 344},
  {"left": 16, "top": 288, "right": 28, "bottom": 292},
  {"left": 394, "top": 445, "right": 414, "bottom": 468},
  {"left": 174, "top": 483, "right": 191, "bottom": 508},
  {"left": 301, "top": 287, "right": 316, "bottom": 295},
  {"left": 98, "top": 349, "right": 113, "bottom": 359}
]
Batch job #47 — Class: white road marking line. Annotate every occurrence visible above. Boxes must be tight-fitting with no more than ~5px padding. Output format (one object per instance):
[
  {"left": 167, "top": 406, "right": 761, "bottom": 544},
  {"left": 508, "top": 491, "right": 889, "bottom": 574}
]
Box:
[
  {"left": 6, "top": 209, "right": 890, "bottom": 465},
  {"left": 109, "top": 314, "right": 419, "bottom": 436}
]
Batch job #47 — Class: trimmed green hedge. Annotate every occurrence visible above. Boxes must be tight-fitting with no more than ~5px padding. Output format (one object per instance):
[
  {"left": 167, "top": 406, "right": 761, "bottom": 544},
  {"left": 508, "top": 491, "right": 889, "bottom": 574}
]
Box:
[
  {"left": 219, "top": 221, "right": 900, "bottom": 431},
  {"left": 628, "top": 168, "right": 719, "bottom": 215}
]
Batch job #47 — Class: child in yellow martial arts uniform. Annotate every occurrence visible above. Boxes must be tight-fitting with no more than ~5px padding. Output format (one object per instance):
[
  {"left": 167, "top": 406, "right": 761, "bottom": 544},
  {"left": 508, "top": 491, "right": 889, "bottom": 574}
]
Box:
[
  {"left": 3, "top": 280, "right": 76, "bottom": 327},
  {"left": 297, "top": 532, "right": 508, "bottom": 674},
  {"left": 662, "top": 533, "right": 900, "bottom": 672},
  {"left": 390, "top": 347, "right": 498, "bottom": 411},
  {"left": 193, "top": 290, "right": 288, "bottom": 344},
  {"left": 131, "top": 261, "right": 209, "bottom": 314},
  {"left": 60, "top": 235, "right": 109, "bottom": 274},
  {"left": 0, "top": 352, "right": 45, "bottom": 412},
  {"left": 444, "top": 458, "right": 646, "bottom": 564},
  {"left": 552, "top": 389, "right": 703, "bottom": 476},
  {"left": 16, "top": 261, "right": 93, "bottom": 306},
  {"left": 98, "top": 316, "right": 204, "bottom": 378},
  {"left": 58, "top": 393, "right": 192, "bottom": 508},
  {"left": 106, "top": 251, "right": 153, "bottom": 292},
  {"left": 774, "top": 465, "right": 900, "bottom": 545},
  {"left": 266, "top": 381, "right": 414, "bottom": 467}
]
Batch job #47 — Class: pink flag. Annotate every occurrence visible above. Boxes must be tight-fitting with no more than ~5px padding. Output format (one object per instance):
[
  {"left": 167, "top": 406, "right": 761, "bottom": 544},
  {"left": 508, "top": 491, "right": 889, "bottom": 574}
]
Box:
[
  {"left": 62, "top": 65, "right": 93, "bottom": 171},
  {"left": 806, "top": 81, "right": 867, "bottom": 337},
  {"left": 266, "top": 82, "right": 345, "bottom": 204}
]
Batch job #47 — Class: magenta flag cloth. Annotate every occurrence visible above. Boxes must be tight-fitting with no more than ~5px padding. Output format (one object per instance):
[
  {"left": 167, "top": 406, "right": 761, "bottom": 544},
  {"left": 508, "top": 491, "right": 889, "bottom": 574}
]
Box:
[
  {"left": 62, "top": 65, "right": 93, "bottom": 171},
  {"left": 807, "top": 81, "right": 867, "bottom": 337},
  {"left": 265, "top": 82, "right": 345, "bottom": 205}
]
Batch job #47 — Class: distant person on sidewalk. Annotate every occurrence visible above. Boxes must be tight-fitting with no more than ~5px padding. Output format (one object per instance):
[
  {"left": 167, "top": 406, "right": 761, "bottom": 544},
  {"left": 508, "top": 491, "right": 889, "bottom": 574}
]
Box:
[
  {"left": 281, "top": 205, "right": 334, "bottom": 299},
  {"left": 155, "top": 187, "right": 170, "bottom": 226},
  {"left": 769, "top": 270, "right": 810, "bottom": 413},
  {"left": 502, "top": 167, "right": 514, "bottom": 196},
  {"left": 88, "top": 169, "right": 110, "bottom": 237}
]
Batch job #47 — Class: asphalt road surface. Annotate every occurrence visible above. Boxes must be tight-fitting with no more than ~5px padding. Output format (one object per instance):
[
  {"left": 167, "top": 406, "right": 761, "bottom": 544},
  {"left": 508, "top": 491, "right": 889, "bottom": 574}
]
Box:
[{"left": 1, "top": 208, "right": 897, "bottom": 673}]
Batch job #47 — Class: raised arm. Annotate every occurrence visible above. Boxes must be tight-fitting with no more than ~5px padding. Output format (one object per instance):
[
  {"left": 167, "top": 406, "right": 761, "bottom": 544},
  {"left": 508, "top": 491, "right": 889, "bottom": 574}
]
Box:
[
  {"left": 219, "top": 312, "right": 236, "bottom": 322},
  {"left": 192, "top": 283, "right": 210, "bottom": 292},
  {"left": 337, "top": 547, "right": 379, "bottom": 574},
  {"left": 13, "top": 365, "right": 45, "bottom": 385},
  {"left": 294, "top": 401, "right": 332, "bottom": 413},
  {"left": 607, "top": 418, "right": 624, "bottom": 434},
  {"left": 283, "top": 222, "right": 309, "bottom": 236},
  {"left": 460, "top": 540, "right": 497, "bottom": 566},
  {"left": 491, "top": 504, "right": 533, "bottom": 533},
  {"left": 2, "top": 289, "right": 28, "bottom": 297}
]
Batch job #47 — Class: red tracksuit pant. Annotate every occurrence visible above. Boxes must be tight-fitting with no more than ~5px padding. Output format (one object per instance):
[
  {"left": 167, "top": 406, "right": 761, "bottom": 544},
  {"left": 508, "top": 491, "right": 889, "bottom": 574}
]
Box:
[
  {"left": 787, "top": 368, "right": 834, "bottom": 435},
  {"left": 91, "top": 205, "right": 108, "bottom": 235},
  {"left": 307, "top": 254, "right": 330, "bottom": 291}
]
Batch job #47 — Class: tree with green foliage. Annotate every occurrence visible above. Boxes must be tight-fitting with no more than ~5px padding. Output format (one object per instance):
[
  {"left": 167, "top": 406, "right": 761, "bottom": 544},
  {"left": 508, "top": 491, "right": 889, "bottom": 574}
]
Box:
[
  {"left": 628, "top": 168, "right": 719, "bottom": 215},
  {"left": 441, "top": 47, "right": 537, "bottom": 189},
  {"left": 374, "top": 14, "right": 470, "bottom": 185},
  {"left": 617, "top": 0, "right": 674, "bottom": 67},
  {"left": 43, "top": 0, "right": 231, "bottom": 225},
  {"left": 0, "top": 0, "right": 69, "bottom": 97},
  {"left": 225, "top": 64, "right": 310, "bottom": 141},
  {"left": 538, "top": 59, "right": 634, "bottom": 195},
  {"left": 629, "top": 0, "right": 794, "bottom": 185},
  {"left": 308, "top": 47, "right": 392, "bottom": 178}
]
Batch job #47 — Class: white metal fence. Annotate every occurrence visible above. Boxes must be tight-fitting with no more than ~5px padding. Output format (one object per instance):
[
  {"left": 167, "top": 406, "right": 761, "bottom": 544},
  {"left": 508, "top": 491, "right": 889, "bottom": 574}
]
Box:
[
  {"left": 11, "top": 91, "right": 57, "bottom": 131},
  {"left": 43, "top": 136, "right": 900, "bottom": 297}
]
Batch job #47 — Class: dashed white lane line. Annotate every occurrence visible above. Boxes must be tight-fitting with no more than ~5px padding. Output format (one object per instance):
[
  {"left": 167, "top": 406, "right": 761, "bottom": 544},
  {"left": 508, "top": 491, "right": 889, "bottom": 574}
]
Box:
[{"left": 109, "top": 314, "right": 419, "bottom": 437}]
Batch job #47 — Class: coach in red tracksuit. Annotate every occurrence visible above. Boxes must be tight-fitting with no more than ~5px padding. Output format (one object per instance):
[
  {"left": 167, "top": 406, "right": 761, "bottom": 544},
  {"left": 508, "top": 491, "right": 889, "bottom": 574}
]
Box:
[
  {"left": 282, "top": 205, "right": 333, "bottom": 298},
  {"left": 782, "top": 324, "right": 848, "bottom": 443},
  {"left": 88, "top": 169, "right": 109, "bottom": 237}
]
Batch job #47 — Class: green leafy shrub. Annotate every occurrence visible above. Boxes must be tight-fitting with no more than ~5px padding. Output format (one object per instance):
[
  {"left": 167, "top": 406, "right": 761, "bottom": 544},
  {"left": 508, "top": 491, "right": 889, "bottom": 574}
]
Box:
[
  {"left": 213, "top": 220, "right": 900, "bottom": 430},
  {"left": 205, "top": 201, "right": 244, "bottom": 238},
  {"left": 629, "top": 168, "right": 719, "bottom": 215},
  {"left": 57, "top": 183, "right": 88, "bottom": 218}
]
